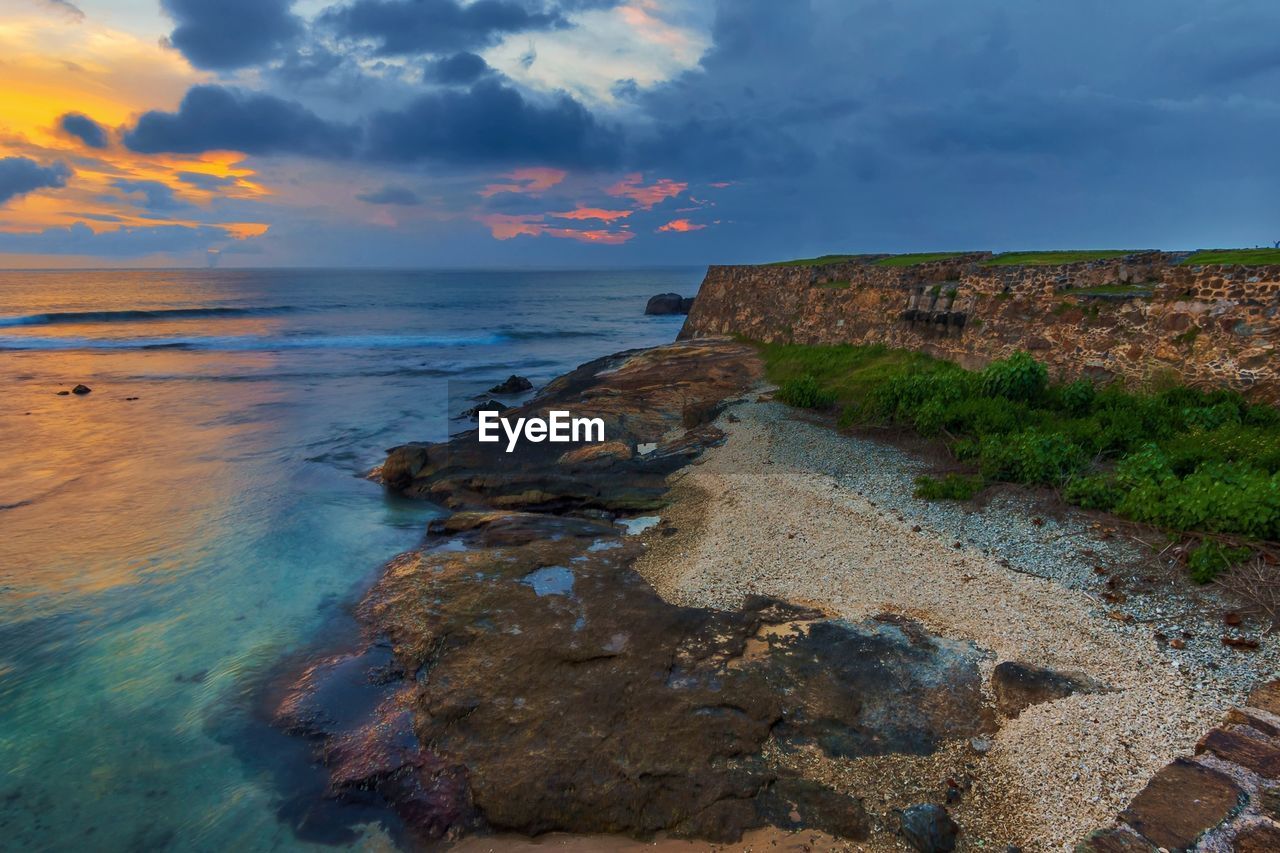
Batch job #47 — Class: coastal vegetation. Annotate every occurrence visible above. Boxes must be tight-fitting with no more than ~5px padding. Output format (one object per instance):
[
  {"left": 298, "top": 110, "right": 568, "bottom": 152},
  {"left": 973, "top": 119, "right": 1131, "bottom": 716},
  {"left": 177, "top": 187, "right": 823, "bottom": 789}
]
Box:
[
  {"left": 762, "top": 342, "right": 1280, "bottom": 582},
  {"left": 874, "top": 252, "right": 968, "bottom": 266},
  {"left": 765, "top": 248, "right": 1280, "bottom": 268},
  {"left": 1181, "top": 248, "right": 1280, "bottom": 266},
  {"left": 765, "top": 253, "right": 872, "bottom": 267},
  {"left": 982, "top": 250, "right": 1138, "bottom": 266}
]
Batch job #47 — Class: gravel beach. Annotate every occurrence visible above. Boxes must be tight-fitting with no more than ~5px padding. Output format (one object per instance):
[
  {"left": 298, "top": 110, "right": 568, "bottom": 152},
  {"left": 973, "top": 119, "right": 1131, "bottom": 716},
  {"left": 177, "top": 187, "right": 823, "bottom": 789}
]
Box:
[{"left": 635, "top": 398, "right": 1280, "bottom": 851}]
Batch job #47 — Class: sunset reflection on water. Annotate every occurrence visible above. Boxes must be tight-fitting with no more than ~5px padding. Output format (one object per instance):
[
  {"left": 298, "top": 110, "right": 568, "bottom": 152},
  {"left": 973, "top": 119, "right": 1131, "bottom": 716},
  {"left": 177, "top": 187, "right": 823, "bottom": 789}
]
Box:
[{"left": 0, "top": 266, "right": 698, "bottom": 850}]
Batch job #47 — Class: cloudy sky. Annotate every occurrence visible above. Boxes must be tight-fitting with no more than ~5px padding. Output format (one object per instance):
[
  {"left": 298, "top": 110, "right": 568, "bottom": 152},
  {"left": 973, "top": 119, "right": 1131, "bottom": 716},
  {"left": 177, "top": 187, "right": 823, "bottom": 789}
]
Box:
[{"left": 0, "top": 0, "right": 1276, "bottom": 267}]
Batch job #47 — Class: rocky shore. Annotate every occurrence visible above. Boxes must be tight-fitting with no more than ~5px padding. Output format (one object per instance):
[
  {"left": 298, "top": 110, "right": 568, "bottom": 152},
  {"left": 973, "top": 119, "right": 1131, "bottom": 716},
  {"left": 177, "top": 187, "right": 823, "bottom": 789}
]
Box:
[{"left": 276, "top": 337, "right": 1279, "bottom": 851}]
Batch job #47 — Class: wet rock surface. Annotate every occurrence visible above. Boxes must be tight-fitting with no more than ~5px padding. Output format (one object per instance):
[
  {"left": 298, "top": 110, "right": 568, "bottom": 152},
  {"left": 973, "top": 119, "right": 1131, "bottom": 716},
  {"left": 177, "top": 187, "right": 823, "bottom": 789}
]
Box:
[{"left": 279, "top": 340, "right": 998, "bottom": 847}]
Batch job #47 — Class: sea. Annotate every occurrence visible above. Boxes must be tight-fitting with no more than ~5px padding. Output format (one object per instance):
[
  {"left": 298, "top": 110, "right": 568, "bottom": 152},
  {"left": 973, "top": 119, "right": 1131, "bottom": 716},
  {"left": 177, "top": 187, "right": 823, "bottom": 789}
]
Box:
[{"left": 0, "top": 268, "right": 701, "bottom": 851}]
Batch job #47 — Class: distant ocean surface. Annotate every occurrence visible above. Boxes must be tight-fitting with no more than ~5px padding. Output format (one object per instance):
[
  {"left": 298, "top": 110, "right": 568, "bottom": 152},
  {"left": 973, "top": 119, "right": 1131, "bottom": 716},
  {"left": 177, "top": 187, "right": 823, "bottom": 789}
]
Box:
[{"left": 0, "top": 268, "right": 700, "bottom": 850}]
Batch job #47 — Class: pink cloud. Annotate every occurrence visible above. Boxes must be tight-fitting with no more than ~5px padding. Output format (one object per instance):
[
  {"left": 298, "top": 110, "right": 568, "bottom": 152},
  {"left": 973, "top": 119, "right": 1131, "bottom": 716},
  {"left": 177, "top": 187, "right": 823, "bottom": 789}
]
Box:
[
  {"left": 478, "top": 213, "right": 633, "bottom": 244},
  {"left": 551, "top": 207, "right": 633, "bottom": 223},
  {"left": 479, "top": 167, "right": 568, "bottom": 197},
  {"left": 605, "top": 173, "right": 687, "bottom": 209},
  {"left": 709, "top": 181, "right": 734, "bottom": 189},
  {"left": 478, "top": 214, "right": 545, "bottom": 239},
  {"left": 657, "top": 218, "right": 706, "bottom": 233},
  {"left": 545, "top": 227, "right": 634, "bottom": 245}
]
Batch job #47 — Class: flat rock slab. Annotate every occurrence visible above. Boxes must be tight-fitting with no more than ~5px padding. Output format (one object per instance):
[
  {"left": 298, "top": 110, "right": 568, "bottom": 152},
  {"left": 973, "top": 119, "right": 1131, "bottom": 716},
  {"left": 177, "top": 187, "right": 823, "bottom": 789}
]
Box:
[
  {"left": 1196, "top": 727, "right": 1280, "bottom": 779},
  {"left": 1248, "top": 680, "right": 1280, "bottom": 716},
  {"left": 1117, "top": 758, "right": 1243, "bottom": 850}
]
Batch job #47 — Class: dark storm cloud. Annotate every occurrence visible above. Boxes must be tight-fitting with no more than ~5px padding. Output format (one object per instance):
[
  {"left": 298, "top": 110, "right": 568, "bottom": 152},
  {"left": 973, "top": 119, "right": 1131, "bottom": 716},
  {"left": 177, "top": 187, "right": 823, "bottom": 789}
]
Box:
[
  {"left": 162, "top": 0, "right": 302, "bottom": 70},
  {"left": 356, "top": 185, "right": 422, "bottom": 204},
  {"left": 364, "top": 80, "right": 621, "bottom": 166},
  {"left": 123, "top": 86, "right": 360, "bottom": 157},
  {"left": 113, "top": 179, "right": 188, "bottom": 211},
  {"left": 320, "top": 0, "right": 563, "bottom": 56},
  {"left": 423, "top": 52, "right": 491, "bottom": 84},
  {"left": 604, "top": 0, "right": 1280, "bottom": 260},
  {"left": 122, "top": 79, "right": 617, "bottom": 168},
  {"left": 0, "top": 157, "right": 71, "bottom": 205},
  {"left": 58, "top": 112, "right": 108, "bottom": 148}
]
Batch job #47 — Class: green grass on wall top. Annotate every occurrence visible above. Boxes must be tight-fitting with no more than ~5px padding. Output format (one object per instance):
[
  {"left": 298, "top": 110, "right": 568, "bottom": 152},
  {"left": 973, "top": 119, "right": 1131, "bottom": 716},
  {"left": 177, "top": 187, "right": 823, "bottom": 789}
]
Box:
[
  {"left": 764, "top": 254, "right": 877, "bottom": 267},
  {"left": 982, "top": 250, "right": 1141, "bottom": 266},
  {"left": 1181, "top": 249, "right": 1280, "bottom": 267},
  {"left": 874, "top": 252, "right": 970, "bottom": 267}
]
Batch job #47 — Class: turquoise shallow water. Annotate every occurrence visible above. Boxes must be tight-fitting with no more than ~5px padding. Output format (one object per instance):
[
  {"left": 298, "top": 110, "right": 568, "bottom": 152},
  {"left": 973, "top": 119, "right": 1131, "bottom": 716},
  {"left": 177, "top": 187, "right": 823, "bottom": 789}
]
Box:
[{"left": 0, "top": 268, "right": 698, "bottom": 851}]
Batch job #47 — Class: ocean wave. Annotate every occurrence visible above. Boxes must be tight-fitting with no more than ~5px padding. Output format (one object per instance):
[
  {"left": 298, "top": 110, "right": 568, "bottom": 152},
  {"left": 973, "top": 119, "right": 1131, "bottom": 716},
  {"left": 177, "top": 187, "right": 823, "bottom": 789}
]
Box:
[
  {"left": 0, "top": 333, "right": 508, "bottom": 351},
  {"left": 0, "top": 306, "right": 298, "bottom": 328},
  {"left": 500, "top": 328, "right": 609, "bottom": 341}
]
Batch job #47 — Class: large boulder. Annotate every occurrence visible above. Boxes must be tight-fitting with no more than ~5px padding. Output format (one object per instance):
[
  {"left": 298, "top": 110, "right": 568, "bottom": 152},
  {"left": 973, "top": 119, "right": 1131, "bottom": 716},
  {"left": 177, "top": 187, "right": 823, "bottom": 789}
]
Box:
[
  {"left": 991, "top": 661, "right": 1101, "bottom": 717},
  {"left": 900, "top": 803, "right": 960, "bottom": 852},
  {"left": 645, "top": 292, "right": 692, "bottom": 315}
]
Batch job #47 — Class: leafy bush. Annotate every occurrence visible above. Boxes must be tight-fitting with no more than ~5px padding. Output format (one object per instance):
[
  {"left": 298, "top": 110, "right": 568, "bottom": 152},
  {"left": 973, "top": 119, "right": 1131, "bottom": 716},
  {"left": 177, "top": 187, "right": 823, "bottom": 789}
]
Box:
[
  {"left": 866, "top": 370, "right": 976, "bottom": 423},
  {"left": 1187, "top": 542, "right": 1254, "bottom": 584},
  {"left": 979, "top": 429, "right": 1086, "bottom": 485},
  {"left": 1054, "top": 379, "right": 1097, "bottom": 416},
  {"left": 980, "top": 351, "right": 1048, "bottom": 402},
  {"left": 1065, "top": 475, "right": 1122, "bottom": 511},
  {"left": 914, "top": 474, "right": 985, "bottom": 501},
  {"left": 777, "top": 374, "right": 836, "bottom": 409}
]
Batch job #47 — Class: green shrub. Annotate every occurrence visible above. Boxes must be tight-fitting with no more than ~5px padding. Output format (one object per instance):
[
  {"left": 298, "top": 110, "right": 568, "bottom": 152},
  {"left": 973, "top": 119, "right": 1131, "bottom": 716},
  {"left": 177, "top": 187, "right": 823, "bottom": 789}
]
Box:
[
  {"left": 1162, "top": 425, "right": 1280, "bottom": 476},
  {"left": 1186, "top": 542, "right": 1253, "bottom": 584},
  {"left": 1055, "top": 379, "right": 1097, "bottom": 416},
  {"left": 778, "top": 374, "right": 837, "bottom": 409},
  {"left": 979, "top": 429, "right": 1086, "bottom": 485},
  {"left": 1117, "top": 463, "right": 1280, "bottom": 540},
  {"left": 914, "top": 474, "right": 985, "bottom": 501},
  {"left": 935, "top": 396, "right": 1031, "bottom": 437},
  {"left": 1245, "top": 403, "right": 1280, "bottom": 428},
  {"left": 1065, "top": 475, "right": 1122, "bottom": 511},
  {"left": 980, "top": 351, "right": 1048, "bottom": 402}
]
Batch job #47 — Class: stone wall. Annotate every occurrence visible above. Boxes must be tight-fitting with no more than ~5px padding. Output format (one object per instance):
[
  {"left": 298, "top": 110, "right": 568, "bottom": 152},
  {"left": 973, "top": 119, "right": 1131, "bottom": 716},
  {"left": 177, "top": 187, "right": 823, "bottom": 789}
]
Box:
[{"left": 679, "top": 253, "right": 1280, "bottom": 400}]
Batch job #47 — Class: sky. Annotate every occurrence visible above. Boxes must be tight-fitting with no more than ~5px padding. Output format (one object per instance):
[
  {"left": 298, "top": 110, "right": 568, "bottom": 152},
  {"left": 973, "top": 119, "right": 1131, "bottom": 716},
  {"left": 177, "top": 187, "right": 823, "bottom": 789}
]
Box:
[{"left": 0, "top": 0, "right": 1277, "bottom": 268}]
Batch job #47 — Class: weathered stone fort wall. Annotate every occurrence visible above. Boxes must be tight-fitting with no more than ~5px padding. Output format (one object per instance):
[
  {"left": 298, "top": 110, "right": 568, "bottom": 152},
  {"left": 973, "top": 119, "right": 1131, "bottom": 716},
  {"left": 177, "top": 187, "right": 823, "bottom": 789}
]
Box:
[{"left": 679, "top": 252, "right": 1280, "bottom": 400}]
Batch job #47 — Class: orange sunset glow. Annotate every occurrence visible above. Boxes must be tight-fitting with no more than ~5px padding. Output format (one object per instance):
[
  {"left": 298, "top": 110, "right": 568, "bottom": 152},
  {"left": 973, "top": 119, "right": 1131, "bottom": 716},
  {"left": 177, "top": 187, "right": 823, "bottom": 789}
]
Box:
[{"left": 0, "top": 2, "right": 731, "bottom": 266}]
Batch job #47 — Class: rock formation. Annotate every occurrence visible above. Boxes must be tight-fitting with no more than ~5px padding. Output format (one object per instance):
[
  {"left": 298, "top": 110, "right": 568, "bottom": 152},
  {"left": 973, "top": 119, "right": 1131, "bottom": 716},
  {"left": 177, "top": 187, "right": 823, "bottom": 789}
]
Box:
[{"left": 280, "top": 339, "right": 996, "bottom": 846}]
